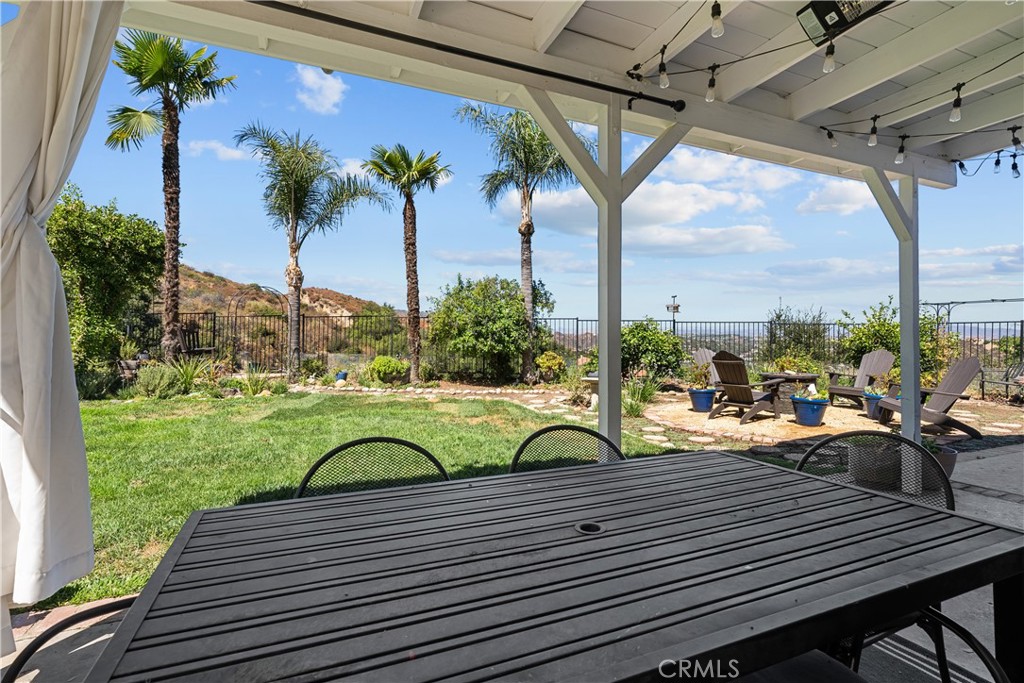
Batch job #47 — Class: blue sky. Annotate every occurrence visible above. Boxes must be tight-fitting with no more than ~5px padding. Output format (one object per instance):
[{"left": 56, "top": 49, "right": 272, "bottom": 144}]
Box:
[{"left": 23, "top": 15, "right": 1024, "bottom": 321}]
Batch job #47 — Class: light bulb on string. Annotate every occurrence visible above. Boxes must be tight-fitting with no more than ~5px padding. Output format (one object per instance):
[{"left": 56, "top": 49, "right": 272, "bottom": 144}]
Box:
[
  {"left": 710, "top": 1, "right": 725, "bottom": 38},
  {"left": 658, "top": 46, "right": 670, "bottom": 89},
  {"left": 1012, "top": 154, "right": 1020, "bottom": 179},
  {"left": 1011, "top": 126, "right": 1023, "bottom": 152},
  {"left": 705, "top": 65, "right": 719, "bottom": 103},
  {"left": 825, "top": 129, "right": 838, "bottom": 148},
  {"left": 957, "top": 160, "right": 968, "bottom": 175},
  {"left": 823, "top": 40, "right": 836, "bottom": 74},
  {"left": 949, "top": 84, "right": 964, "bottom": 123},
  {"left": 994, "top": 151, "right": 1001, "bottom": 174},
  {"left": 895, "top": 135, "right": 907, "bottom": 165},
  {"left": 868, "top": 115, "right": 879, "bottom": 147}
]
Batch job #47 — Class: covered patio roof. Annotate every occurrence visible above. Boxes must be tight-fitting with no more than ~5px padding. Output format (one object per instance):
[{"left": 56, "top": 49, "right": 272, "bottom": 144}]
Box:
[{"left": 119, "top": 1, "right": 1023, "bottom": 188}]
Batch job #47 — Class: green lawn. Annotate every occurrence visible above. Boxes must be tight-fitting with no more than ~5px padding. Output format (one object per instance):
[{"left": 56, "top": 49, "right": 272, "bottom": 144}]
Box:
[{"left": 47, "top": 392, "right": 672, "bottom": 608}]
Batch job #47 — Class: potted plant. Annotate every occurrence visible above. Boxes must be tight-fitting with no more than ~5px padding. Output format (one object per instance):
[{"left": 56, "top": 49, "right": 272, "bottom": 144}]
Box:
[
  {"left": 922, "top": 436, "right": 958, "bottom": 489},
  {"left": 862, "top": 370, "right": 896, "bottom": 419},
  {"left": 791, "top": 383, "right": 830, "bottom": 427},
  {"left": 116, "top": 338, "right": 141, "bottom": 381},
  {"left": 687, "top": 362, "right": 716, "bottom": 412}
]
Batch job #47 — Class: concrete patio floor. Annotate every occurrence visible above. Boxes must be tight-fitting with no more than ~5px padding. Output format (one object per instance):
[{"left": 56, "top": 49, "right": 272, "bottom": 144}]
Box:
[{"left": 3, "top": 442, "right": 1021, "bottom": 682}]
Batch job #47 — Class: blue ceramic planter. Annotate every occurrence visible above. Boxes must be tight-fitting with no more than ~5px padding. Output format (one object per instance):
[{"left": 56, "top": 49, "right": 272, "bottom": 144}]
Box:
[
  {"left": 688, "top": 388, "right": 717, "bottom": 412},
  {"left": 863, "top": 392, "right": 884, "bottom": 419},
  {"left": 792, "top": 396, "right": 829, "bottom": 427},
  {"left": 335, "top": 371, "right": 348, "bottom": 381}
]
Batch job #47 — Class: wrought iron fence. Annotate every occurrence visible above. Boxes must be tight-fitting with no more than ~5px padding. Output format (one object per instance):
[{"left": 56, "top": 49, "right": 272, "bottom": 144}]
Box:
[{"left": 128, "top": 313, "right": 1024, "bottom": 375}]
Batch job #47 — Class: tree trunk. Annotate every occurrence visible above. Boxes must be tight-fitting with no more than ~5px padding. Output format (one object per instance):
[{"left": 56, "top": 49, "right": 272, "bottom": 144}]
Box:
[
  {"left": 159, "top": 96, "right": 182, "bottom": 360},
  {"left": 285, "top": 237, "right": 303, "bottom": 382},
  {"left": 403, "top": 192, "right": 421, "bottom": 384},
  {"left": 519, "top": 187, "right": 536, "bottom": 384}
]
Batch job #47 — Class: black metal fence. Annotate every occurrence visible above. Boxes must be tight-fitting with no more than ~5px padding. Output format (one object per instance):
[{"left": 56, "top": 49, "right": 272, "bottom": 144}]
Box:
[{"left": 130, "top": 314, "right": 1024, "bottom": 375}]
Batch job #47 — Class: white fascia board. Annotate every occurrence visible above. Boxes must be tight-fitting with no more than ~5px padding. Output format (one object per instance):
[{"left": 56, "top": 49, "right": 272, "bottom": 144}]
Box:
[{"left": 532, "top": 1, "right": 584, "bottom": 53}]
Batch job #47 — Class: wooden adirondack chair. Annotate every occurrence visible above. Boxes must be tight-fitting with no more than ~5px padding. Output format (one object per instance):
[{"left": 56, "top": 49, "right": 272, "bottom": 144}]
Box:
[
  {"left": 708, "top": 351, "right": 783, "bottom": 424},
  {"left": 876, "top": 357, "right": 982, "bottom": 439},
  {"left": 828, "top": 349, "right": 896, "bottom": 407}
]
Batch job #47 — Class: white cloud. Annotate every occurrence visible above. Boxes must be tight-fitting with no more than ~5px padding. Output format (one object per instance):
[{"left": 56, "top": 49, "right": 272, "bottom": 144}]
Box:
[
  {"left": 190, "top": 96, "right": 228, "bottom": 109},
  {"left": 651, "top": 147, "right": 802, "bottom": 192},
  {"left": 433, "top": 249, "right": 518, "bottom": 266},
  {"left": 796, "top": 179, "right": 874, "bottom": 215},
  {"left": 338, "top": 158, "right": 367, "bottom": 177},
  {"left": 294, "top": 64, "right": 348, "bottom": 115},
  {"left": 625, "top": 224, "right": 791, "bottom": 257},
  {"left": 186, "top": 140, "right": 247, "bottom": 161},
  {"left": 921, "top": 244, "right": 1022, "bottom": 258}
]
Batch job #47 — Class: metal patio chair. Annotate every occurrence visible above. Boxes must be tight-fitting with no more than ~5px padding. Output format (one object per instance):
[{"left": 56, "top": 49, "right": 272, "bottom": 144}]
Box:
[
  {"left": 294, "top": 436, "right": 449, "bottom": 497},
  {"left": 509, "top": 425, "right": 625, "bottom": 474}
]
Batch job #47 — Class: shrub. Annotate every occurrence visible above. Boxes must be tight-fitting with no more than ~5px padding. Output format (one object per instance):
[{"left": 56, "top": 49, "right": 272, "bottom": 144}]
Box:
[
  {"left": 75, "top": 361, "right": 120, "bottom": 400},
  {"left": 167, "top": 356, "right": 212, "bottom": 394},
  {"left": 242, "top": 365, "right": 270, "bottom": 396},
  {"left": 218, "top": 377, "right": 245, "bottom": 391},
  {"left": 299, "top": 357, "right": 327, "bottom": 378},
  {"left": 364, "top": 355, "right": 410, "bottom": 385},
  {"left": 133, "top": 364, "right": 181, "bottom": 399},
  {"left": 536, "top": 351, "right": 566, "bottom": 381},
  {"left": 418, "top": 360, "right": 438, "bottom": 383},
  {"left": 687, "top": 362, "right": 712, "bottom": 389},
  {"left": 760, "top": 304, "right": 832, "bottom": 363},
  {"left": 621, "top": 318, "right": 689, "bottom": 377},
  {"left": 561, "top": 365, "right": 592, "bottom": 408},
  {"left": 318, "top": 373, "right": 336, "bottom": 387},
  {"left": 622, "top": 374, "right": 660, "bottom": 417},
  {"left": 270, "top": 380, "right": 289, "bottom": 395},
  {"left": 769, "top": 354, "right": 824, "bottom": 375}
]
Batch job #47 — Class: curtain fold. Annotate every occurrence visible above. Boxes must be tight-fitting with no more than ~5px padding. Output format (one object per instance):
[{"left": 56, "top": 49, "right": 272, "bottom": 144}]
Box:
[{"left": 0, "top": 0, "right": 124, "bottom": 656}]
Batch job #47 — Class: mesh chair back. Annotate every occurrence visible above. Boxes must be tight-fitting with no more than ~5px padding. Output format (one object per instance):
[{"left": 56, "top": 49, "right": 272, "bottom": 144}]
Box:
[
  {"left": 926, "top": 357, "right": 981, "bottom": 413},
  {"left": 509, "top": 425, "right": 626, "bottom": 473},
  {"left": 712, "top": 351, "right": 755, "bottom": 404},
  {"left": 295, "top": 437, "right": 449, "bottom": 498},
  {"left": 796, "top": 430, "right": 954, "bottom": 510}
]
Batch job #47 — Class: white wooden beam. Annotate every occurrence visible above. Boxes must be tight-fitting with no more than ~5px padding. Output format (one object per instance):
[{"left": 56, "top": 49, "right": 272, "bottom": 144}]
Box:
[
  {"left": 900, "top": 86, "right": 1024, "bottom": 148},
  {"left": 844, "top": 41, "right": 1024, "bottom": 128},
  {"left": 597, "top": 94, "right": 623, "bottom": 447},
  {"left": 518, "top": 85, "right": 607, "bottom": 201},
  {"left": 531, "top": 1, "right": 583, "bottom": 53},
  {"left": 630, "top": 1, "right": 740, "bottom": 76},
  {"left": 622, "top": 123, "right": 689, "bottom": 200},
  {"left": 719, "top": 24, "right": 814, "bottom": 103},
  {"left": 929, "top": 117, "right": 1024, "bottom": 161},
  {"left": 789, "top": 2, "right": 1022, "bottom": 121},
  {"left": 408, "top": 0, "right": 424, "bottom": 19},
  {"left": 863, "top": 166, "right": 911, "bottom": 241}
]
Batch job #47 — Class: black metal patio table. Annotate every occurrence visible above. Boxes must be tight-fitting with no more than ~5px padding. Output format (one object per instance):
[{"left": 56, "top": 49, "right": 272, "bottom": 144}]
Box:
[{"left": 85, "top": 451, "right": 1024, "bottom": 682}]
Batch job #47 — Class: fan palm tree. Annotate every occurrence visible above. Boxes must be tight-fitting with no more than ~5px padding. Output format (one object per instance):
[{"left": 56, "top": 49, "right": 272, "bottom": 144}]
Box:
[
  {"left": 455, "top": 103, "right": 591, "bottom": 382},
  {"left": 362, "top": 145, "right": 452, "bottom": 383},
  {"left": 235, "top": 122, "right": 390, "bottom": 379},
  {"left": 106, "top": 30, "right": 236, "bottom": 360}
]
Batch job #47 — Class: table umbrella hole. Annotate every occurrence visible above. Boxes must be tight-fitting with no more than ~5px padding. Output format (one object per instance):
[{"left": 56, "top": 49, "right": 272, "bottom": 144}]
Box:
[{"left": 574, "top": 522, "right": 605, "bottom": 535}]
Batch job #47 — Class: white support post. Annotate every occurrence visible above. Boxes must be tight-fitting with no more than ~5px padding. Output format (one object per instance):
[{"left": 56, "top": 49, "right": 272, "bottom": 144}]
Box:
[{"left": 598, "top": 93, "right": 623, "bottom": 448}]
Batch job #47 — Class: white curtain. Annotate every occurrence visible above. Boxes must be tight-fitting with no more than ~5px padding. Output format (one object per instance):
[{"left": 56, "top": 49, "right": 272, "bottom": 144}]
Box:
[{"left": 0, "top": 0, "right": 123, "bottom": 656}]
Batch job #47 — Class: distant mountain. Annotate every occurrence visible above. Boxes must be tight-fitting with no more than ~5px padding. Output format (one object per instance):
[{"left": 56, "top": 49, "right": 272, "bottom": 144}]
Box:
[{"left": 179, "top": 265, "right": 390, "bottom": 316}]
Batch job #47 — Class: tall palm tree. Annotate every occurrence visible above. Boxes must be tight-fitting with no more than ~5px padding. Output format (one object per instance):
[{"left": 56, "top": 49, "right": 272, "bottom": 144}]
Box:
[
  {"left": 106, "top": 30, "right": 236, "bottom": 360},
  {"left": 235, "top": 122, "right": 389, "bottom": 379},
  {"left": 362, "top": 145, "right": 451, "bottom": 384},
  {"left": 455, "top": 103, "right": 591, "bottom": 382}
]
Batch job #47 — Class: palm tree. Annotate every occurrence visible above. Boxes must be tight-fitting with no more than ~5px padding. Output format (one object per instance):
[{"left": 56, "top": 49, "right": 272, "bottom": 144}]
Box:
[
  {"left": 235, "top": 122, "right": 389, "bottom": 379},
  {"left": 106, "top": 30, "right": 236, "bottom": 360},
  {"left": 362, "top": 145, "right": 451, "bottom": 384},
  {"left": 455, "top": 103, "right": 591, "bottom": 382}
]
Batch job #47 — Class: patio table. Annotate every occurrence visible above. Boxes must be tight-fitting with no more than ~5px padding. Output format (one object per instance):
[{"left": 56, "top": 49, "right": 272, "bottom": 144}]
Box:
[{"left": 85, "top": 452, "right": 1023, "bottom": 682}]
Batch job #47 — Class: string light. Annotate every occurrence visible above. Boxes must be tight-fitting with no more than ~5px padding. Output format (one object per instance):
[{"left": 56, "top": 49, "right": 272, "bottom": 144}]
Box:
[
  {"left": 1011, "top": 126, "right": 1023, "bottom": 152},
  {"left": 705, "top": 64, "right": 719, "bottom": 103},
  {"left": 710, "top": 1, "right": 725, "bottom": 38},
  {"left": 823, "top": 128, "right": 838, "bottom": 148},
  {"left": 994, "top": 150, "right": 1001, "bottom": 174},
  {"left": 823, "top": 40, "right": 836, "bottom": 74},
  {"left": 957, "top": 160, "right": 968, "bottom": 174},
  {"left": 1012, "top": 154, "right": 1020, "bottom": 179},
  {"left": 868, "top": 115, "right": 879, "bottom": 147},
  {"left": 895, "top": 135, "right": 908, "bottom": 164},
  {"left": 658, "top": 45, "right": 670, "bottom": 89},
  {"left": 949, "top": 83, "right": 964, "bottom": 123}
]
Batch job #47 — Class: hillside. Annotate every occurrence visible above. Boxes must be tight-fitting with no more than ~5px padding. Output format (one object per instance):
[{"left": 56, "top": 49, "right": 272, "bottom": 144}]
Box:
[{"left": 178, "top": 265, "right": 387, "bottom": 316}]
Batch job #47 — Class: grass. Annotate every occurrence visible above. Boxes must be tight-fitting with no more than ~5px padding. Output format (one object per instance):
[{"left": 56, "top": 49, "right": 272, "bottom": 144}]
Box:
[{"left": 44, "top": 392, "right": 675, "bottom": 609}]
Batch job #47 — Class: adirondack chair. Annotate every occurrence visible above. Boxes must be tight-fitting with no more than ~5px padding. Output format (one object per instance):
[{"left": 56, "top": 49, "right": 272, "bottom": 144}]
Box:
[
  {"left": 708, "top": 351, "right": 783, "bottom": 424},
  {"left": 979, "top": 361, "right": 1024, "bottom": 400},
  {"left": 691, "top": 348, "right": 724, "bottom": 401},
  {"left": 876, "top": 357, "right": 983, "bottom": 439},
  {"left": 828, "top": 349, "right": 895, "bottom": 407},
  {"left": 177, "top": 324, "right": 216, "bottom": 357}
]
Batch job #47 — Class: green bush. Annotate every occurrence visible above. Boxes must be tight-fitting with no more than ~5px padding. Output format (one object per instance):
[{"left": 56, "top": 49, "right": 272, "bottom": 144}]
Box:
[
  {"left": 166, "top": 356, "right": 211, "bottom": 394},
  {"left": 536, "top": 351, "right": 566, "bottom": 381},
  {"left": 75, "top": 361, "right": 120, "bottom": 400},
  {"left": 622, "top": 374, "right": 660, "bottom": 417},
  {"left": 242, "top": 365, "right": 270, "bottom": 396},
  {"left": 769, "top": 354, "right": 824, "bottom": 375},
  {"left": 760, "top": 304, "right": 832, "bottom": 363},
  {"left": 364, "top": 355, "right": 410, "bottom": 385},
  {"left": 621, "top": 318, "right": 689, "bottom": 377},
  {"left": 418, "top": 360, "right": 438, "bottom": 383},
  {"left": 133, "top": 365, "right": 181, "bottom": 399},
  {"left": 218, "top": 377, "right": 245, "bottom": 391},
  {"left": 561, "top": 365, "right": 592, "bottom": 407},
  {"left": 299, "top": 357, "right": 327, "bottom": 378},
  {"left": 270, "top": 380, "right": 289, "bottom": 395}
]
